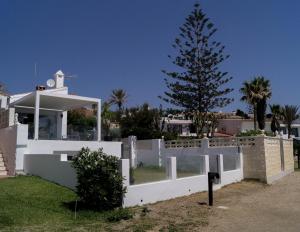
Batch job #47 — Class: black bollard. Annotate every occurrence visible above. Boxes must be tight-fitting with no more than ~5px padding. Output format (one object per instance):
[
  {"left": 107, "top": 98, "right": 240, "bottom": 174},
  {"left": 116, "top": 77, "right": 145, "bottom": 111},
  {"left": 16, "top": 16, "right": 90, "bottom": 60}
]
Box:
[
  {"left": 298, "top": 153, "right": 300, "bottom": 169},
  {"left": 208, "top": 172, "right": 220, "bottom": 206}
]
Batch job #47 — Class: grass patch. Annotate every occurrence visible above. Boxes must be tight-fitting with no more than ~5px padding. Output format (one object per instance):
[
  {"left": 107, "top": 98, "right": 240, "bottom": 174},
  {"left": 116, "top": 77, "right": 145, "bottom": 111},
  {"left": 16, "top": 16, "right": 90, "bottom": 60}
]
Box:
[
  {"left": 0, "top": 175, "right": 210, "bottom": 231},
  {"left": 0, "top": 176, "right": 132, "bottom": 231},
  {"left": 132, "top": 166, "right": 202, "bottom": 185}
]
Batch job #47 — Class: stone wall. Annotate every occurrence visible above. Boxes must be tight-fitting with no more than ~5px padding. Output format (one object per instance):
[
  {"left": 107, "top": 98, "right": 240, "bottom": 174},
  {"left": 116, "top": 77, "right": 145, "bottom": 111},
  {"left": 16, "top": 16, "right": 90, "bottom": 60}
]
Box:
[
  {"left": 242, "top": 136, "right": 267, "bottom": 181},
  {"left": 282, "top": 139, "right": 294, "bottom": 172},
  {"left": 210, "top": 136, "right": 294, "bottom": 184}
]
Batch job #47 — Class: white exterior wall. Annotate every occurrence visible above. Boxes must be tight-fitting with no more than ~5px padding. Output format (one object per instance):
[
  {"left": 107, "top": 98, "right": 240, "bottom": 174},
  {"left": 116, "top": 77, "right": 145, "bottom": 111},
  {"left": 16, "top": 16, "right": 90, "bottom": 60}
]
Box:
[
  {"left": 24, "top": 154, "right": 77, "bottom": 190},
  {"left": 27, "top": 140, "right": 122, "bottom": 158}
]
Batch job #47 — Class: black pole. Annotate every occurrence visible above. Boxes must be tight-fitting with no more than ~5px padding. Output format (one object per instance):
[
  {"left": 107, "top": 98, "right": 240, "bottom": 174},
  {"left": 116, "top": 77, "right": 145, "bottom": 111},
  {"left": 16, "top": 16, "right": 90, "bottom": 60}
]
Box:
[
  {"left": 208, "top": 176, "right": 213, "bottom": 206},
  {"left": 298, "top": 154, "right": 300, "bottom": 169},
  {"left": 208, "top": 172, "right": 219, "bottom": 206}
]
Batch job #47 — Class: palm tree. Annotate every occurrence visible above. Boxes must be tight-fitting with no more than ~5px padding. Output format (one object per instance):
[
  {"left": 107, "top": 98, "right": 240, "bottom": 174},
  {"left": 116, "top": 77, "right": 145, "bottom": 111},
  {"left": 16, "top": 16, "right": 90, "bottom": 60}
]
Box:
[
  {"left": 269, "top": 104, "right": 281, "bottom": 135},
  {"left": 281, "top": 105, "right": 299, "bottom": 138},
  {"left": 109, "top": 89, "right": 128, "bottom": 112},
  {"left": 240, "top": 77, "right": 271, "bottom": 130}
]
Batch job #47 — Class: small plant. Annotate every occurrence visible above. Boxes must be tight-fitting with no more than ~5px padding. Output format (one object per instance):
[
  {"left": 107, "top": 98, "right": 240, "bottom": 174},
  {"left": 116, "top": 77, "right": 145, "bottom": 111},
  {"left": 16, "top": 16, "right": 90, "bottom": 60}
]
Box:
[
  {"left": 141, "top": 206, "right": 151, "bottom": 217},
  {"left": 72, "top": 148, "right": 126, "bottom": 211},
  {"left": 105, "top": 208, "right": 134, "bottom": 222}
]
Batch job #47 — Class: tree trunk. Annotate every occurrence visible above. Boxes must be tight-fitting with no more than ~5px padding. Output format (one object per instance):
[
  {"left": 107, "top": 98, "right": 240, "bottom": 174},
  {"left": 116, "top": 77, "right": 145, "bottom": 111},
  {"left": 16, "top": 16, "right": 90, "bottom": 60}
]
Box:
[
  {"left": 253, "top": 105, "right": 257, "bottom": 130},
  {"left": 288, "top": 125, "right": 291, "bottom": 139}
]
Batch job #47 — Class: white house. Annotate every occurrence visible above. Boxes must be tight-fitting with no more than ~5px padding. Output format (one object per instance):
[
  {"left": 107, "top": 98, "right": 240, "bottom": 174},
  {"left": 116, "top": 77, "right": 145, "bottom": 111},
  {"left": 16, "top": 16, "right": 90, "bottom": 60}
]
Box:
[
  {"left": 218, "top": 117, "right": 300, "bottom": 138},
  {"left": 0, "top": 70, "right": 121, "bottom": 176}
]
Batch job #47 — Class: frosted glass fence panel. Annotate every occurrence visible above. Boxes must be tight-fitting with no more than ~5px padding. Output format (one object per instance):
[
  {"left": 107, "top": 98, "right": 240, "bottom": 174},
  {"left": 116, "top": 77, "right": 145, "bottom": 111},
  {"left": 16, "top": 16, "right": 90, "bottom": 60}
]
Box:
[
  {"left": 209, "top": 155, "right": 219, "bottom": 173},
  {"left": 130, "top": 164, "right": 167, "bottom": 185},
  {"left": 223, "top": 154, "right": 240, "bottom": 171},
  {"left": 177, "top": 155, "right": 205, "bottom": 178}
]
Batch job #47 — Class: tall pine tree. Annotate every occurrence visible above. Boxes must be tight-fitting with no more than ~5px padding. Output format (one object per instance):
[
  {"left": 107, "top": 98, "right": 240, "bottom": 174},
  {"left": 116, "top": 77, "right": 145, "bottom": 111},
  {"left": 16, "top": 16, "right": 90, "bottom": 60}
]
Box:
[{"left": 160, "top": 3, "right": 233, "bottom": 137}]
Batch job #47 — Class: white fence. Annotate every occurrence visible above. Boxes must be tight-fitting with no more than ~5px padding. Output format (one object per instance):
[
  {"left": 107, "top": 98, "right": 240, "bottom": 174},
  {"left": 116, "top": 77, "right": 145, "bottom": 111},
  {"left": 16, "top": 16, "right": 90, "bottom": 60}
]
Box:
[
  {"left": 122, "top": 152, "right": 243, "bottom": 207},
  {"left": 23, "top": 151, "right": 243, "bottom": 208}
]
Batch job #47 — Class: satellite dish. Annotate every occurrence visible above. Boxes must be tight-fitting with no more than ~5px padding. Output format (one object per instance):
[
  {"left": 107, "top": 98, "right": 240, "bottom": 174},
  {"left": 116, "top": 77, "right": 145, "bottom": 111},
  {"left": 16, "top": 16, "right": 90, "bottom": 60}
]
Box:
[{"left": 46, "top": 79, "right": 56, "bottom": 88}]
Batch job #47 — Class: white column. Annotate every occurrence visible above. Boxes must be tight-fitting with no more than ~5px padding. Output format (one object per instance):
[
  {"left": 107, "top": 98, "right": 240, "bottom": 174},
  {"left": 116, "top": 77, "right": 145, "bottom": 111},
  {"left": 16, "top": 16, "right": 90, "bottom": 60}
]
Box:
[
  {"left": 166, "top": 157, "right": 177, "bottom": 180},
  {"left": 97, "top": 100, "right": 101, "bottom": 141},
  {"left": 119, "top": 159, "right": 130, "bottom": 187},
  {"left": 218, "top": 154, "right": 224, "bottom": 184},
  {"left": 34, "top": 92, "right": 40, "bottom": 140},
  {"left": 204, "top": 155, "right": 210, "bottom": 175}
]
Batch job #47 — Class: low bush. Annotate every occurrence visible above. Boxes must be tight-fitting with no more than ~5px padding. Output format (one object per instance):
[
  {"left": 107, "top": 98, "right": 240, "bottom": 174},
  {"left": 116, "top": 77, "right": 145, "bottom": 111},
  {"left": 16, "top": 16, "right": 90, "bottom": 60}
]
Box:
[{"left": 72, "top": 148, "right": 126, "bottom": 211}]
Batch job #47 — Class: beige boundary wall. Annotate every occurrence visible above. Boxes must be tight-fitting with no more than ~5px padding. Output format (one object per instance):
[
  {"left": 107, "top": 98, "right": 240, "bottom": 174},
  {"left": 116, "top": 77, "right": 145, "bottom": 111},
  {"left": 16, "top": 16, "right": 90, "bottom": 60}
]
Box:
[{"left": 210, "top": 136, "right": 294, "bottom": 184}]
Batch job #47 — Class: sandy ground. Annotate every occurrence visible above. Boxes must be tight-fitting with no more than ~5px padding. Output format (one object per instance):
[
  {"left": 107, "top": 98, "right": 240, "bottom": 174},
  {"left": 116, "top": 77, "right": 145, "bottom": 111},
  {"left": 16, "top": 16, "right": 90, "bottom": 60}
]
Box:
[
  {"left": 113, "top": 172, "right": 300, "bottom": 231},
  {"left": 206, "top": 172, "right": 300, "bottom": 232}
]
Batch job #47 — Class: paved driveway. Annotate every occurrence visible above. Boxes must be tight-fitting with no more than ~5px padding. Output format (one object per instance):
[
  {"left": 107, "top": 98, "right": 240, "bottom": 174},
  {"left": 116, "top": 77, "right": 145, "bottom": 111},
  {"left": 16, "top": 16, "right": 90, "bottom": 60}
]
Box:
[{"left": 207, "top": 172, "right": 300, "bottom": 232}]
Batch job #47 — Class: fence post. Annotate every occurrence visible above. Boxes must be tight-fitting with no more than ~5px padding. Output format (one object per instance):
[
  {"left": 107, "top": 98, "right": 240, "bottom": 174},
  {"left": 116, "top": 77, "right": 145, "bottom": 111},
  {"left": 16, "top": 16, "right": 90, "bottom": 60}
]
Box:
[
  {"left": 119, "top": 159, "right": 130, "bottom": 187},
  {"left": 238, "top": 146, "right": 244, "bottom": 179},
  {"left": 218, "top": 154, "right": 224, "bottom": 184},
  {"left": 204, "top": 155, "right": 210, "bottom": 175},
  {"left": 201, "top": 137, "right": 209, "bottom": 152},
  {"left": 128, "top": 136, "right": 137, "bottom": 168},
  {"left": 166, "top": 157, "right": 176, "bottom": 180}
]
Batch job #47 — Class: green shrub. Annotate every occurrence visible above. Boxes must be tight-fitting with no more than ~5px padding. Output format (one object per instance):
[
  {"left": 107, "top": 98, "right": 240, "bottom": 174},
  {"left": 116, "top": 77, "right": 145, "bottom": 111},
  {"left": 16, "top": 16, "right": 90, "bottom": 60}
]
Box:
[
  {"left": 237, "top": 130, "right": 264, "bottom": 137},
  {"left": 105, "top": 208, "right": 134, "bottom": 222},
  {"left": 72, "top": 148, "right": 126, "bottom": 211},
  {"left": 237, "top": 129, "right": 276, "bottom": 137}
]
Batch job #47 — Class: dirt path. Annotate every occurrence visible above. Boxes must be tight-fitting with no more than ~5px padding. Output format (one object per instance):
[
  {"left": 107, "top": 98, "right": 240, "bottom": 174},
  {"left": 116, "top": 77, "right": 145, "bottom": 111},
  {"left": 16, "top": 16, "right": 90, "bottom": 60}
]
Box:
[
  {"left": 111, "top": 172, "right": 300, "bottom": 231},
  {"left": 206, "top": 172, "right": 300, "bottom": 232}
]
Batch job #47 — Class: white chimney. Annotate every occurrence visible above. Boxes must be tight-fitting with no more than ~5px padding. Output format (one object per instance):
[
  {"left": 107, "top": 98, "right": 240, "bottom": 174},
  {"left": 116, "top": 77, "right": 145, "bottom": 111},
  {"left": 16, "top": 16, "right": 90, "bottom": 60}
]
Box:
[{"left": 54, "top": 70, "right": 65, "bottom": 88}]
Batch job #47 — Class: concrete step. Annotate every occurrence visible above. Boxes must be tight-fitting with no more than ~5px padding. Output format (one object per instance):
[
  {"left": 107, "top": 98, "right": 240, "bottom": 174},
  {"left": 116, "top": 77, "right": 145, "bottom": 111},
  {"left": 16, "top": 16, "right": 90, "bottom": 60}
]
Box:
[
  {"left": 0, "top": 157, "right": 3, "bottom": 162},
  {"left": 0, "top": 161, "right": 4, "bottom": 166},
  {"left": 0, "top": 166, "right": 6, "bottom": 171},
  {"left": 0, "top": 170, "right": 7, "bottom": 176}
]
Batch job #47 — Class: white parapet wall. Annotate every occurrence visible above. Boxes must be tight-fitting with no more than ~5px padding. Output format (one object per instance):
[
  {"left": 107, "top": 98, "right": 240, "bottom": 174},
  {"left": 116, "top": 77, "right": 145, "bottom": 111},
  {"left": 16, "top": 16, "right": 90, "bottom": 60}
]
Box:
[{"left": 13, "top": 123, "right": 122, "bottom": 172}]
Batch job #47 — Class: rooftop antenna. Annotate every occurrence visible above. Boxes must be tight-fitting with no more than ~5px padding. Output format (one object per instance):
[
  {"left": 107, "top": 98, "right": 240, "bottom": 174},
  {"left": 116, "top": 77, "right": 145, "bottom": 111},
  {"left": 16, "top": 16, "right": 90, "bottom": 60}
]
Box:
[
  {"left": 64, "top": 74, "right": 78, "bottom": 80},
  {"left": 34, "top": 62, "right": 38, "bottom": 79}
]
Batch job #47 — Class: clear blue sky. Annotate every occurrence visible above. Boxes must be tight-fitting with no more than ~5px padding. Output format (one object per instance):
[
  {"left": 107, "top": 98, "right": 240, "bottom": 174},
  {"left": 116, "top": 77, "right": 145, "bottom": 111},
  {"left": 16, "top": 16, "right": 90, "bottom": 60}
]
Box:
[{"left": 1, "top": 0, "right": 299, "bottom": 112}]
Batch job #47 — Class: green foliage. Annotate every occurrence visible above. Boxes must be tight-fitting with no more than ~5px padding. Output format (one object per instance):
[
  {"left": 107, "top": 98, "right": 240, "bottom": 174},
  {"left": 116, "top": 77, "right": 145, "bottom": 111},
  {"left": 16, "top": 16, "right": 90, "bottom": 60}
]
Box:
[
  {"left": 105, "top": 208, "right": 133, "bottom": 222},
  {"left": 68, "top": 109, "right": 97, "bottom": 128},
  {"left": 240, "top": 77, "right": 272, "bottom": 130},
  {"left": 237, "top": 130, "right": 275, "bottom": 137},
  {"left": 72, "top": 148, "right": 126, "bottom": 211},
  {"left": 160, "top": 3, "right": 233, "bottom": 137},
  {"left": 269, "top": 104, "right": 281, "bottom": 134},
  {"left": 120, "top": 103, "right": 175, "bottom": 140},
  {"left": 236, "top": 109, "right": 250, "bottom": 119},
  {"left": 68, "top": 109, "right": 97, "bottom": 140},
  {"left": 109, "top": 89, "right": 128, "bottom": 112},
  {"left": 281, "top": 105, "right": 299, "bottom": 138},
  {"left": 237, "top": 130, "right": 264, "bottom": 137}
]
